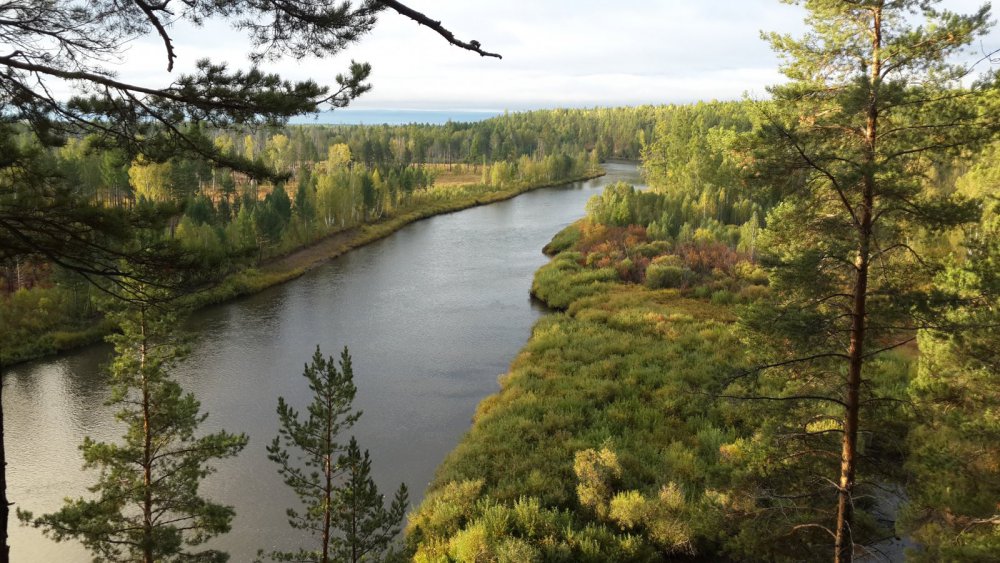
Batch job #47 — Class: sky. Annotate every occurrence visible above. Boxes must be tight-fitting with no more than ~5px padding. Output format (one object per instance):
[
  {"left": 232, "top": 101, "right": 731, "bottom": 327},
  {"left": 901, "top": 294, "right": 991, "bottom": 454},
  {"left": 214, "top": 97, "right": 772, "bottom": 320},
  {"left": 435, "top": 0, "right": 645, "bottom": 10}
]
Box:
[{"left": 117, "top": 0, "right": 1000, "bottom": 112}]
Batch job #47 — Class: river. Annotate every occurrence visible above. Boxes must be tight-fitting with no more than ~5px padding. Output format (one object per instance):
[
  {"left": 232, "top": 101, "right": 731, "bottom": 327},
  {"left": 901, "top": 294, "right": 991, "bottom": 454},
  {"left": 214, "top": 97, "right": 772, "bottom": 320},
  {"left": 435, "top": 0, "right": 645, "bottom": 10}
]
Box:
[{"left": 3, "top": 162, "right": 643, "bottom": 561}]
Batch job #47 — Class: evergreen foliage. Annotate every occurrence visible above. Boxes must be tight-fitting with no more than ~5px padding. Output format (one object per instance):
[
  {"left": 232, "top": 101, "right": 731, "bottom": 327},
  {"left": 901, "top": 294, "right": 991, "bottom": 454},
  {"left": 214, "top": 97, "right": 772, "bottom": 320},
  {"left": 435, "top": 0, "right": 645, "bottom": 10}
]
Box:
[
  {"left": 901, "top": 191, "right": 1000, "bottom": 559},
  {"left": 734, "top": 1, "right": 999, "bottom": 559},
  {"left": 265, "top": 346, "right": 407, "bottom": 563},
  {"left": 18, "top": 305, "right": 247, "bottom": 562},
  {"left": 334, "top": 438, "right": 409, "bottom": 563}
]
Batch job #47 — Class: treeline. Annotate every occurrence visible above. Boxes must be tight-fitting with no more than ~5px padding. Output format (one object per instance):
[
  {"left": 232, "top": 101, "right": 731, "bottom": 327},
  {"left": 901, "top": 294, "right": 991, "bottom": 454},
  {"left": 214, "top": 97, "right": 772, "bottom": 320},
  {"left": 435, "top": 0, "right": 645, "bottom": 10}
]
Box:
[
  {"left": 236, "top": 105, "right": 664, "bottom": 169},
  {"left": 2, "top": 103, "right": 699, "bottom": 365}
]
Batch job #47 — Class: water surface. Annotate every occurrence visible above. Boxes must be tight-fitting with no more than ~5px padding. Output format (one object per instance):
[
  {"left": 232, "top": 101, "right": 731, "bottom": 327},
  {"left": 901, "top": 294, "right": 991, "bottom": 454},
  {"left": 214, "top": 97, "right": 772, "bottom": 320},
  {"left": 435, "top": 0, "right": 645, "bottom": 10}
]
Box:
[{"left": 5, "top": 163, "right": 642, "bottom": 561}]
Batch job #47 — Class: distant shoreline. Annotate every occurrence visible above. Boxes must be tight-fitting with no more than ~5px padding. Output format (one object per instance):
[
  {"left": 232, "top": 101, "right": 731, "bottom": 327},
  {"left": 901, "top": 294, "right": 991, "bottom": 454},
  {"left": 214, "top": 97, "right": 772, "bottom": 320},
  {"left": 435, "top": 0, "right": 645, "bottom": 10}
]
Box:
[{"left": 290, "top": 108, "right": 505, "bottom": 126}]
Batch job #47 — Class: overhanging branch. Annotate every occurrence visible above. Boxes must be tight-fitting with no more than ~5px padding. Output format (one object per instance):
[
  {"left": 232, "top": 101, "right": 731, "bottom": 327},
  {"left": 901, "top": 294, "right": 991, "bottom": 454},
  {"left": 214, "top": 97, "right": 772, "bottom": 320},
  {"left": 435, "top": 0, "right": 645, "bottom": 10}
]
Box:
[{"left": 378, "top": 0, "right": 502, "bottom": 59}]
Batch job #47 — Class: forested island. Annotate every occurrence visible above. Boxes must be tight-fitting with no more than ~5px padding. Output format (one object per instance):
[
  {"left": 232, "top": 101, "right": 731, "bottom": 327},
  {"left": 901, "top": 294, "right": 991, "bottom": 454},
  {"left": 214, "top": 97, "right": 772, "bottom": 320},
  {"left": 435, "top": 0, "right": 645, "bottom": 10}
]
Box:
[{"left": 2, "top": 0, "right": 999, "bottom": 562}]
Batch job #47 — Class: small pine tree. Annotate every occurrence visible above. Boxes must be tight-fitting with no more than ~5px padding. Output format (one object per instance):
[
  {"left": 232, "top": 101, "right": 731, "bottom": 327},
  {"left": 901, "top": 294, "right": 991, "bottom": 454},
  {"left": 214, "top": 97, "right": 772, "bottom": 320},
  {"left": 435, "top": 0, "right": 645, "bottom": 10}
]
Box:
[
  {"left": 265, "top": 346, "right": 407, "bottom": 563},
  {"left": 19, "top": 306, "right": 248, "bottom": 563},
  {"left": 334, "top": 438, "right": 409, "bottom": 563}
]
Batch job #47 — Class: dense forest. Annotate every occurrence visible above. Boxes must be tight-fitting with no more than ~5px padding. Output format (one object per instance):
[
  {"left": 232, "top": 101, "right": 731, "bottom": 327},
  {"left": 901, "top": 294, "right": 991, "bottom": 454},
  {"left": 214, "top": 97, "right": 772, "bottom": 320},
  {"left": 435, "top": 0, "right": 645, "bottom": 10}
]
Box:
[
  {"left": 2, "top": 106, "right": 651, "bottom": 364},
  {"left": 2, "top": 0, "right": 999, "bottom": 562}
]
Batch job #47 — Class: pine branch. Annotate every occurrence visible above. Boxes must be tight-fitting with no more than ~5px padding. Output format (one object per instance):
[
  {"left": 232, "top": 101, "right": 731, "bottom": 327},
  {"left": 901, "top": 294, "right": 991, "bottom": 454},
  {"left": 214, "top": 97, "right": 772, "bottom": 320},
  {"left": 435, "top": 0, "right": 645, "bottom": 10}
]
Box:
[{"left": 378, "top": 0, "right": 502, "bottom": 59}]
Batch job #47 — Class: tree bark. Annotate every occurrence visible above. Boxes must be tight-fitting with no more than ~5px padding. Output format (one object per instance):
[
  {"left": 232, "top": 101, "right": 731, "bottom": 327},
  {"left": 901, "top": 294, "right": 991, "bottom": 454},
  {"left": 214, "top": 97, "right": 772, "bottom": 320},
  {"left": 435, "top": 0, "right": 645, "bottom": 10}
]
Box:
[
  {"left": 1, "top": 354, "right": 10, "bottom": 563},
  {"left": 834, "top": 6, "right": 881, "bottom": 562},
  {"left": 322, "top": 387, "right": 332, "bottom": 563},
  {"left": 834, "top": 225, "right": 870, "bottom": 562}
]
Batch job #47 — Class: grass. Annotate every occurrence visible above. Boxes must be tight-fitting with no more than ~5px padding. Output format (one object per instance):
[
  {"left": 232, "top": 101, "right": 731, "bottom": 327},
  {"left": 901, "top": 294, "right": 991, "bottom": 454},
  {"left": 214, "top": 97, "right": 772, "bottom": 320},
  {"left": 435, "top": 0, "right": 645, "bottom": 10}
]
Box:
[
  {"left": 409, "top": 217, "right": 918, "bottom": 561},
  {"left": 408, "top": 221, "right": 749, "bottom": 560}
]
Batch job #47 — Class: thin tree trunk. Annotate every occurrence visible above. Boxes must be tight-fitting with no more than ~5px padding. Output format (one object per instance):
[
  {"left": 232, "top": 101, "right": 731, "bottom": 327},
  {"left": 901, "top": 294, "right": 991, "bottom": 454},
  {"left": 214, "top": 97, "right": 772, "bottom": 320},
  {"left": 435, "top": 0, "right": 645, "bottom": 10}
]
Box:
[
  {"left": 834, "top": 7, "right": 881, "bottom": 562},
  {"left": 322, "top": 388, "right": 333, "bottom": 563},
  {"left": 351, "top": 474, "right": 358, "bottom": 563},
  {"left": 1, "top": 351, "right": 10, "bottom": 563},
  {"left": 140, "top": 309, "right": 154, "bottom": 563}
]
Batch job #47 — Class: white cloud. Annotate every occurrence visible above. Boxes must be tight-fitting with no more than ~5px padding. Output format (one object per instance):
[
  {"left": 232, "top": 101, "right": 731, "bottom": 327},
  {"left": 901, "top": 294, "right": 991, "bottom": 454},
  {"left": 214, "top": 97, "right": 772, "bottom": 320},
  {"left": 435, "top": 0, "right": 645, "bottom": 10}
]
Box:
[{"left": 106, "top": 0, "right": 1000, "bottom": 110}]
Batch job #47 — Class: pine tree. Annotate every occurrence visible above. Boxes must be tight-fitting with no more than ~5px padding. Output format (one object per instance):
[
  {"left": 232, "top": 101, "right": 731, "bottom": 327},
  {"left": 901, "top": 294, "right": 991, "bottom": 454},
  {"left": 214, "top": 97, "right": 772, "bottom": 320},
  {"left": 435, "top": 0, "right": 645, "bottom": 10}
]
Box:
[
  {"left": 1, "top": 5, "right": 498, "bottom": 557},
  {"left": 18, "top": 305, "right": 248, "bottom": 562},
  {"left": 265, "top": 346, "right": 407, "bottom": 563},
  {"left": 733, "top": 1, "right": 1000, "bottom": 560},
  {"left": 334, "top": 438, "right": 409, "bottom": 563},
  {"left": 901, "top": 194, "right": 1000, "bottom": 560}
]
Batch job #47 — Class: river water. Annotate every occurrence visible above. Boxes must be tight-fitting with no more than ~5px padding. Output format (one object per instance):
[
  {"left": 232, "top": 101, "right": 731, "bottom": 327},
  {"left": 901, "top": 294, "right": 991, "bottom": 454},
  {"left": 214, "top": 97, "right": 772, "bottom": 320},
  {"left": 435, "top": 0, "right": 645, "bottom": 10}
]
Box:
[{"left": 4, "top": 163, "right": 643, "bottom": 561}]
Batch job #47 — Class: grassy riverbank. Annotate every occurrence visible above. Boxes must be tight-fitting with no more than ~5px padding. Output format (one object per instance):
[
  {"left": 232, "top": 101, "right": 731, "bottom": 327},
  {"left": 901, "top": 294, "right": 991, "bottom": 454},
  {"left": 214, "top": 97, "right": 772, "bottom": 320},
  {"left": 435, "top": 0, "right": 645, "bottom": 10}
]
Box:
[
  {"left": 406, "top": 218, "right": 914, "bottom": 561},
  {"left": 1, "top": 170, "right": 603, "bottom": 366},
  {"left": 406, "top": 220, "right": 748, "bottom": 560}
]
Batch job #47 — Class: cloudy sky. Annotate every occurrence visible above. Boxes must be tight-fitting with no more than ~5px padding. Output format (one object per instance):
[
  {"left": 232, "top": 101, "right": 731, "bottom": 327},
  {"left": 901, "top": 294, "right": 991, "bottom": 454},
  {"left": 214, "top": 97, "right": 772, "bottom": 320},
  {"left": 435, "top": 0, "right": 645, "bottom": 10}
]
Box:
[{"left": 122, "top": 0, "right": 1000, "bottom": 111}]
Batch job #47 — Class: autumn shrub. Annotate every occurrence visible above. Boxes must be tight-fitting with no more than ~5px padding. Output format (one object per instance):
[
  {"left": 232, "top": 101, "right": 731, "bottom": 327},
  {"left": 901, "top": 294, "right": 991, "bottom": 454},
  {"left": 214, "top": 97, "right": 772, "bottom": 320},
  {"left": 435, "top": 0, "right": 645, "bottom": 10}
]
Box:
[
  {"left": 632, "top": 240, "right": 672, "bottom": 259},
  {"left": 675, "top": 242, "right": 744, "bottom": 275}
]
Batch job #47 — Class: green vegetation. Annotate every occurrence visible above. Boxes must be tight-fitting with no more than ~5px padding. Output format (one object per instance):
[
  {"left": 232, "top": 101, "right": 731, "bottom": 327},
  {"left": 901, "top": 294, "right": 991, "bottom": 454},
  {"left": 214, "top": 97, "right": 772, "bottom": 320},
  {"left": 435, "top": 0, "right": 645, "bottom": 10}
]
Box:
[
  {"left": 412, "top": 63, "right": 1000, "bottom": 562},
  {"left": 900, "top": 161, "right": 1000, "bottom": 561},
  {"left": 265, "top": 346, "right": 407, "bottom": 563},
  {"left": 0, "top": 133, "right": 601, "bottom": 365},
  {"left": 18, "top": 305, "right": 247, "bottom": 562},
  {"left": 411, "top": 215, "right": 755, "bottom": 559}
]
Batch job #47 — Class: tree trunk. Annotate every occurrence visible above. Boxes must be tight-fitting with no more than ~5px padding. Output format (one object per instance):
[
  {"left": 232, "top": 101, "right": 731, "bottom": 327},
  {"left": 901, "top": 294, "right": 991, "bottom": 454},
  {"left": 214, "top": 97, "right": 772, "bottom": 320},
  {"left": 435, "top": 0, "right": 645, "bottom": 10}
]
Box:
[
  {"left": 834, "top": 7, "right": 881, "bottom": 562},
  {"left": 140, "top": 310, "right": 154, "bottom": 563},
  {"left": 322, "top": 398, "right": 332, "bottom": 563},
  {"left": 1, "top": 354, "right": 10, "bottom": 563},
  {"left": 351, "top": 482, "right": 358, "bottom": 563},
  {"left": 834, "top": 235, "right": 869, "bottom": 562}
]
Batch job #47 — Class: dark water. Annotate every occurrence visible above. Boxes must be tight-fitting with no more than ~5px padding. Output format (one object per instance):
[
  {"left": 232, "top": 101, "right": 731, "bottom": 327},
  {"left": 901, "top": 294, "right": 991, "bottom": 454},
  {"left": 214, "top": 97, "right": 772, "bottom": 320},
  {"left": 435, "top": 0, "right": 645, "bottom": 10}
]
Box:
[{"left": 4, "top": 163, "right": 642, "bottom": 561}]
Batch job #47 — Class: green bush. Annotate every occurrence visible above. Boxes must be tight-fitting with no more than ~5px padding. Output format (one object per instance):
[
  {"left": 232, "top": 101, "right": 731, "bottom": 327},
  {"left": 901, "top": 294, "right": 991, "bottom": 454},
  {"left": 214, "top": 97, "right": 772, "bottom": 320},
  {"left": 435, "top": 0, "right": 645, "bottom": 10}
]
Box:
[
  {"left": 543, "top": 223, "right": 583, "bottom": 256},
  {"left": 709, "top": 290, "right": 735, "bottom": 305},
  {"left": 632, "top": 241, "right": 672, "bottom": 259},
  {"left": 644, "top": 263, "right": 695, "bottom": 289}
]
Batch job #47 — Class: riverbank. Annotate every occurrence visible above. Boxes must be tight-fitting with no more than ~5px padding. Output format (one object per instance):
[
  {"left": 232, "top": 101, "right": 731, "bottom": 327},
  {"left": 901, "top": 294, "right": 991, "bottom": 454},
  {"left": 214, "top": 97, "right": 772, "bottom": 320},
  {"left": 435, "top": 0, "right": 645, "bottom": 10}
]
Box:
[
  {"left": 405, "top": 220, "right": 746, "bottom": 559},
  {"left": 406, "top": 217, "right": 915, "bottom": 560},
  {"left": 1, "top": 169, "right": 604, "bottom": 367}
]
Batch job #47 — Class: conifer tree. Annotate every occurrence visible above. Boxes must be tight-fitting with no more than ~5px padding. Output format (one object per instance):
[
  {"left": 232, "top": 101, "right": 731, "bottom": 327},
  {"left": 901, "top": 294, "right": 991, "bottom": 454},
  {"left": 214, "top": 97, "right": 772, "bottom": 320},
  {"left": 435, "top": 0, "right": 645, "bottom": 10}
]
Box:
[
  {"left": 733, "top": 1, "right": 1000, "bottom": 560},
  {"left": 18, "top": 305, "right": 248, "bottom": 562},
  {"left": 265, "top": 346, "right": 407, "bottom": 563},
  {"left": 901, "top": 195, "right": 1000, "bottom": 560},
  {"left": 334, "top": 438, "right": 408, "bottom": 563}
]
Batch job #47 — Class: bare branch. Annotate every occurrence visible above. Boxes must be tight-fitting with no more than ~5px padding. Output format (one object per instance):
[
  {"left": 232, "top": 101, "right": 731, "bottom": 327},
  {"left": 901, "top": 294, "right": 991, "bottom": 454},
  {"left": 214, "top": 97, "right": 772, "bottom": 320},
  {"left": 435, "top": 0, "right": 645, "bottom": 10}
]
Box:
[
  {"left": 133, "top": 0, "right": 176, "bottom": 72},
  {"left": 378, "top": 0, "right": 502, "bottom": 59},
  {"left": 724, "top": 352, "right": 851, "bottom": 385}
]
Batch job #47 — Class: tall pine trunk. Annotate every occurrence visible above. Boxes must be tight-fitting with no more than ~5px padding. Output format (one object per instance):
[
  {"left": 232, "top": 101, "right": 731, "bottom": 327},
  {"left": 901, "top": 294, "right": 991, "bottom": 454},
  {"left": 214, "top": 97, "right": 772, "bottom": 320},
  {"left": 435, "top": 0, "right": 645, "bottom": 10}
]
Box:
[
  {"left": 834, "top": 8, "right": 881, "bottom": 561},
  {"left": 834, "top": 216, "right": 870, "bottom": 561},
  {"left": 1, "top": 353, "right": 9, "bottom": 563}
]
